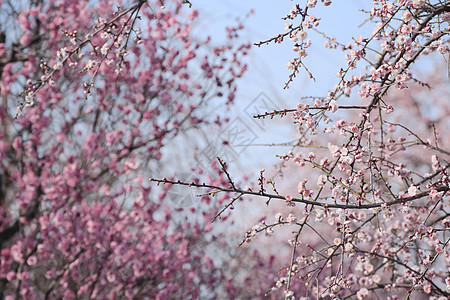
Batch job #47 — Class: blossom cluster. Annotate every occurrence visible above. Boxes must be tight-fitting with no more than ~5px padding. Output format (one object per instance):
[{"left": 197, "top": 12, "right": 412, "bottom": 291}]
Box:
[{"left": 0, "top": 0, "right": 268, "bottom": 298}]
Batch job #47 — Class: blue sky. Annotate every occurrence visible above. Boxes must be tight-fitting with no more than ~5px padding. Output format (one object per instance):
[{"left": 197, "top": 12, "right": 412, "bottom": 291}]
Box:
[
  {"left": 161, "top": 2, "right": 377, "bottom": 182},
  {"left": 192, "top": 1, "right": 374, "bottom": 100},
  {"left": 181, "top": 2, "right": 375, "bottom": 176}
]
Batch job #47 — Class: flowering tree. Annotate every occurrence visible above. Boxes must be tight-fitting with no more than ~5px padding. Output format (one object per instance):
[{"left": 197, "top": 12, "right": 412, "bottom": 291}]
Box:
[
  {"left": 0, "top": 0, "right": 271, "bottom": 298},
  {"left": 154, "top": 0, "right": 450, "bottom": 299}
]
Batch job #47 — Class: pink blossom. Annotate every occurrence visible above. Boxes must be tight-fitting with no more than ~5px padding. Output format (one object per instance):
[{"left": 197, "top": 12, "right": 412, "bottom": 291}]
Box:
[
  {"left": 407, "top": 185, "right": 418, "bottom": 197},
  {"left": 27, "top": 256, "right": 37, "bottom": 266},
  {"left": 328, "top": 100, "right": 338, "bottom": 113},
  {"left": 317, "top": 175, "right": 327, "bottom": 187},
  {"left": 357, "top": 287, "right": 369, "bottom": 299},
  {"left": 287, "top": 214, "right": 296, "bottom": 224},
  {"left": 10, "top": 243, "right": 24, "bottom": 263}
]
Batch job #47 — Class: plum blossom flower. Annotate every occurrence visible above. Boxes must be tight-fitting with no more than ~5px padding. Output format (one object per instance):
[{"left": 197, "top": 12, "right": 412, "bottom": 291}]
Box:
[
  {"left": 407, "top": 185, "right": 418, "bottom": 197},
  {"left": 298, "top": 49, "right": 307, "bottom": 58},
  {"left": 317, "top": 175, "right": 327, "bottom": 186},
  {"left": 344, "top": 243, "right": 353, "bottom": 251},
  {"left": 11, "top": 243, "right": 24, "bottom": 263},
  {"left": 357, "top": 287, "right": 369, "bottom": 299},
  {"left": 297, "top": 31, "right": 308, "bottom": 40},
  {"left": 364, "top": 263, "right": 374, "bottom": 274},
  {"left": 328, "top": 144, "right": 340, "bottom": 156},
  {"left": 286, "top": 61, "right": 295, "bottom": 70},
  {"left": 328, "top": 100, "right": 338, "bottom": 113},
  {"left": 101, "top": 43, "right": 109, "bottom": 56},
  {"left": 85, "top": 60, "right": 97, "bottom": 70},
  {"left": 437, "top": 43, "right": 449, "bottom": 55},
  {"left": 412, "top": 0, "right": 425, "bottom": 8},
  {"left": 284, "top": 290, "right": 294, "bottom": 299},
  {"left": 287, "top": 214, "right": 297, "bottom": 224},
  {"left": 401, "top": 11, "right": 413, "bottom": 22},
  {"left": 429, "top": 190, "right": 442, "bottom": 201},
  {"left": 26, "top": 256, "right": 37, "bottom": 266},
  {"left": 372, "top": 274, "right": 381, "bottom": 284},
  {"left": 423, "top": 283, "right": 432, "bottom": 294},
  {"left": 307, "top": 0, "right": 317, "bottom": 8}
]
